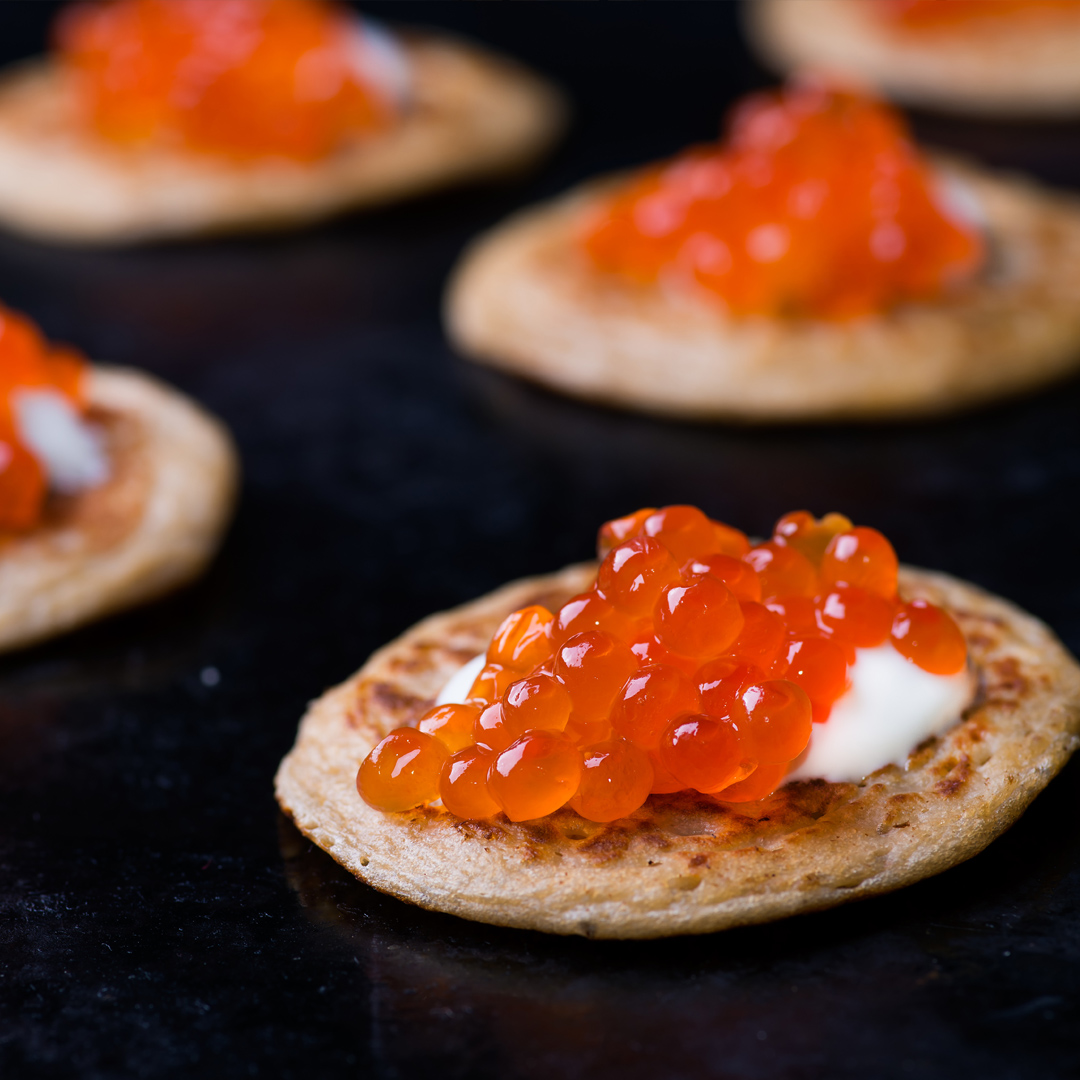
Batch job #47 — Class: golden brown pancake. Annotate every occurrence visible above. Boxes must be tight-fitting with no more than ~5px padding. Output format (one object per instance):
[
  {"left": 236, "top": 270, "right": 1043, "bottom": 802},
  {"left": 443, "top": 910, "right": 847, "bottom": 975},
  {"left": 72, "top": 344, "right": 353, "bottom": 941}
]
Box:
[
  {"left": 445, "top": 163, "right": 1080, "bottom": 422},
  {"left": 0, "top": 366, "right": 238, "bottom": 652},
  {"left": 747, "top": 0, "right": 1080, "bottom": 117},
  {"left": 275, "top": 562, "right": 1080, "bottom": 939},
  {"left": 0, "top": 35, "right": 566, "bottom": 244}
]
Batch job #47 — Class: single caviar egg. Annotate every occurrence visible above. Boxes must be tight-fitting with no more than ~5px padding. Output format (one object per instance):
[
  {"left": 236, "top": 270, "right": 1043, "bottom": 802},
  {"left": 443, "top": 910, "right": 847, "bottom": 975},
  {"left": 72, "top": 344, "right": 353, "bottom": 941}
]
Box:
[
  {"left": 744, "top": 542, "right": 817, "bottom": 601},
  {"left": 357, "top": 728, "right": 447, "bottom": 812},
  {"left": 417, "top": 702, "right": 482, "bottom": 753},
  {"left": 820, "top": 527, "right": 899, "bottom": 599},
  {"left": 891, "top": 599, "right": 968, "bottom": 675},
  {"left": 467, "top": 661, "right": 518, "bottom": 705},
  {"left": 654, "top": 576, "right": 744, "bottom": 659},
  {"left": 502, "top": 673, "right": 573, "bottom": 737},
  {"left": 597, "top": 537, "right": 681, "bottom": 617},
  {"left": 610, "top": 663, "right": 701, "bottom": 750},
  {"left": 783, "top": 638, "right": 849, "bottom": 720},
  {"left": 488, "top": 731, "right": 582, "bottom": 822},
  {"left": 683, "top": 553, "right": 762, "bottom": 603},
  {"left": 739, "top": 680, "right": 813, "bottom": 763},
  {"left": 713, "top": 760, "right": 790, "bottom": 804},
  {"left": 764, "top": 595, "right": 820, "bottom": 639},
  {"left": 659, "top": 713, "right": 751, "bottom": 794},
  {"left": 553, "top": 590, "right": 636, "bottom": 646},
  {"left": 696, "top": 658, "right": 764, "bottom": 717},
  {"left": 569, "top": 738, "right": 654, "bottom": 822},
  {"left": 439, "top": 747, "right": 500, "bottom": 820},
  {"left": 487, "top": 605, "right": 554, "bottom": 670},
  {"left": 727, "top": 602, "right": 787, "bottom": 672},
  {"left": 473, "top": 701, "right": 516, "bottom": 754},
  {"left": 597, "top": 507, "right": 656, "bottom": 557},
  {"left": 816, "top": 586, "right": 895, "bottom": 648},
  {"left": 554, "top": 631, "right": 638, "bottom": 722},
  {"left": 642, "top": 505, "right": 719, "bottom": 563},
  {"left": 773, "top": 511, "right": 853, "bottom": 565}
]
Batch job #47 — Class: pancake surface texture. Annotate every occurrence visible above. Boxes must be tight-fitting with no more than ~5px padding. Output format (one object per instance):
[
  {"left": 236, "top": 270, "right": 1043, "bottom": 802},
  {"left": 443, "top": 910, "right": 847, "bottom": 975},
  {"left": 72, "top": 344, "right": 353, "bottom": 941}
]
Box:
[
  {"left": 0, "top": 36, "right": 566, "bottom": 243},
  {"left": 0, "top": 366, "right": 238, "bottom": 652},
  {"left": 275, "top": 563, "right": 1080, "bottom": 939},
  {"left": 747, "top": 0, "right": 1080, "bottom": 117}
]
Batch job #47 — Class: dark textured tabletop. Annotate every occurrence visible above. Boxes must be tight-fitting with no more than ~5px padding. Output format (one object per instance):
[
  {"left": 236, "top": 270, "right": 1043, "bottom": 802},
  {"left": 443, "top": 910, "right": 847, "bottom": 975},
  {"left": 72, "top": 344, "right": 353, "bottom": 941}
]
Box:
[{"left": 3, "top": 3, "right": 1080, "bottom": 1077}]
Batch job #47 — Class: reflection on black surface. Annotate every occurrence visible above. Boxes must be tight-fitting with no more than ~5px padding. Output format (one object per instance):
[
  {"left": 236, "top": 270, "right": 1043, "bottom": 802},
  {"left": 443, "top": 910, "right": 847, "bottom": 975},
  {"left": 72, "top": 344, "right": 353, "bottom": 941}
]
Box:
[{"left": 278, "top": 745, "right": 1080, "bottom": 1080}]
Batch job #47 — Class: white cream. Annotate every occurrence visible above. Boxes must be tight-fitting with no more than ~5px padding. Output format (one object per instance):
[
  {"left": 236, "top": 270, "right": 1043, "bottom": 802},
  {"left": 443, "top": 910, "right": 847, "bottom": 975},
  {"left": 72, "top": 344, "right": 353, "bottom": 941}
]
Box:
[
  {"left": 787, "top": 644, "right": 973, "bottom": 782},
  {"left": 348, "top": 17, "right": 412, "bottom": 110},
  {"left": 435, "top": 644, "right": 973, "bottom": 784},
  {"left": 436, "top": 653, "right": 487, "bottom": 707},
  {"left": 12, "top": 388, "right": 109, "bottom": 494}
]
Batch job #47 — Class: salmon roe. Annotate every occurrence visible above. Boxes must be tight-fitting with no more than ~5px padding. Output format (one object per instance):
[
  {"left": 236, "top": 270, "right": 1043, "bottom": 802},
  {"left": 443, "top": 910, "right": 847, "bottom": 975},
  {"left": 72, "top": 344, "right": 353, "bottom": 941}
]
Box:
[
  {"left": 582, "top": 82, "right": 982, "bottom": 319},
  {"left": 55, "top": 0, "right": 403, "bottom": 162},
  {"left": 878, "top": 0, "right": 1080, "bottom": 28},
  {"left": 357, "top": 507, "right": 970, "bottom": 822},
  {"left": 0, "top": 305, "right": 90, "bottom": 534}
]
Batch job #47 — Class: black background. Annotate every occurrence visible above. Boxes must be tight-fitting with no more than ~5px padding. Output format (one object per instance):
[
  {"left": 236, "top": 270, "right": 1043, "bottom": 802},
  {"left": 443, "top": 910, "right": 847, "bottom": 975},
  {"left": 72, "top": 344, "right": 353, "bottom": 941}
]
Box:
[{"left": 3, "top": 3, "right": 1080, "bottom": 1077}]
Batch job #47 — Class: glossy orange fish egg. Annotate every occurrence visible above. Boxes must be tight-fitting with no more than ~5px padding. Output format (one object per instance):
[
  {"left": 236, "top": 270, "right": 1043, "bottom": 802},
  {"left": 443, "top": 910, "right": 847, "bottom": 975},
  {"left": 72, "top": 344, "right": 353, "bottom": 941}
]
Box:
[{"left": 357, "top": 728, "right": 447, "bottom": 812}]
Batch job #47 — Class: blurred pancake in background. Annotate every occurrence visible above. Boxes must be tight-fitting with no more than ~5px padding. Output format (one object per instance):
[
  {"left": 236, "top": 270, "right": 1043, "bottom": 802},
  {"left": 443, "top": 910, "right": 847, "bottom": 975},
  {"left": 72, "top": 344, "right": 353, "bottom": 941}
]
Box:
[
  {"left": 0, "top": 0, "right": 566, "bottom": 244},
  {"left": 747, "top": 0, "right": 1080, "bottom": 117}
]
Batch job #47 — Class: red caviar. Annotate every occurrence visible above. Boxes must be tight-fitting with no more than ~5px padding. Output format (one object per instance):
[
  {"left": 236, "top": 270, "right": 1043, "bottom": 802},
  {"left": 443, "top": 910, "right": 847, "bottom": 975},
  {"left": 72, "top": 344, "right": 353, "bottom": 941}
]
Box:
[
  {"left": 0, "top": 305, "right": 90, "bottom": 534},
  {"left": 570, "top": 738, "right": 654, "bottom": 823},
  {"left": 583, "top": 82, "right": 982, "bottom": 319},
  {"left": 358, "top": 507, "right": 970, "bottom": 822},
  {"left": 879, "top": 0, "right": 1080, "bottom": 28},
  {"left": 55, "top": 0, "right": 402, "bottom": 162}
]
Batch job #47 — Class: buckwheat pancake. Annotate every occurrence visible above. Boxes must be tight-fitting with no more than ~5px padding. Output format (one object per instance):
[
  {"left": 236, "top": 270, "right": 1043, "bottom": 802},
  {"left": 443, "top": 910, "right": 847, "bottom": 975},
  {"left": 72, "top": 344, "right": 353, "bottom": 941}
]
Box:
[
  {"left": 445, "top": 164, "right": 1080, "bottom": 421},
  {"left": 274, "top": 562, "right": 1080, "bottom": 939},
  {"left": 0, "top": 366, "right": 237, "bottom": 652},
  {"left": 0, "top": 35, "right": 566, "bottom": 244},
  {"left": 747, "top": 0, "right": 1080, "bottom": 117}
]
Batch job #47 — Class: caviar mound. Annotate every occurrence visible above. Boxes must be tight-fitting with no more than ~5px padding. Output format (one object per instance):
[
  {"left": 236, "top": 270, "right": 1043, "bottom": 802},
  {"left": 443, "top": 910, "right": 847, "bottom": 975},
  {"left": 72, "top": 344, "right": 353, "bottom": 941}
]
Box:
[
  {"left": 747, "top": 0, "right": 1080, "bottom": 117},
  {"left": 358, "top": 508, "right": 967, "bottom": 824},
  {"left": 0, "top": 30, "right": 565, "bottom": 242},
  {"left": 583, "top": 84, "right": 981, "bottom": 320},
  {"left": 275, "top": 560, "right": 1080, "bottom": 938},
  {"left": 446, "top": 153, "right": 1080, "bottom": 420},
  {"left": 57, "top": 0, "right": 400, "bottom": 162},
  {"left": 0, "top": 366, "right": 237, "bottom": 653}
]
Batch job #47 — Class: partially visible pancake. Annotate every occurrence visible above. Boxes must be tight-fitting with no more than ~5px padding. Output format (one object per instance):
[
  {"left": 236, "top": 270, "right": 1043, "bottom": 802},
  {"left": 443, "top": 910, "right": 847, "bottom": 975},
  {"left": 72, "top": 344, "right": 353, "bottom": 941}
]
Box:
[
  {"left": 0, "top": 366, "right": 238, "bottom": 652},
  {"left": 445, "top": 163, "right": 1080, "bottom": 421},
  {"left": 747, "top": 0, "right": 1080, "bottom": 117},
  {"left": 0, "top": 35, "right": 566, "bottom": 244},
  {"left": 274, "top": 562, "right": 1080, "bottom": 939}
]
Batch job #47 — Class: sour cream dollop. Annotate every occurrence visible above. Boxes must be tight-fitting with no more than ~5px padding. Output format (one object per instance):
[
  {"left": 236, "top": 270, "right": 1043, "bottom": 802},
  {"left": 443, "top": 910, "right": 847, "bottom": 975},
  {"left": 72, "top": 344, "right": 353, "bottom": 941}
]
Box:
[
  {"left": 13, "top": 388, "right": 109, "bottom": 494},
  {"left": 435, "top": 644, "right": 973, "bottom": 785}
]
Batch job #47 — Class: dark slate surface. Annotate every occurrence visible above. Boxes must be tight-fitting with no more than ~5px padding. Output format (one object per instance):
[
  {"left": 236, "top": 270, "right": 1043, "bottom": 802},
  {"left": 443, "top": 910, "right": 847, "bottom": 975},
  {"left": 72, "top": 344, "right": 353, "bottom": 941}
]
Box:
[{"left": 2, "top": 3, "right": 1080, "bottom": 1077}]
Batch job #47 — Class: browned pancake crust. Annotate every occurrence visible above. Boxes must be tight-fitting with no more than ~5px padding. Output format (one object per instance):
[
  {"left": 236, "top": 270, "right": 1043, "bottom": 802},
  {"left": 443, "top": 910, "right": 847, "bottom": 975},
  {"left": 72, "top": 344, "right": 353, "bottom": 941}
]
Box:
[
  {"left": 0, "top": 36, "right": 566, "bottom": 244},
  {"left": 18, "top": 405, "right": 151, "bottom": 556},
  {"left": 445, "top": 164, "right": 1080, "bottom": 421},
  {"left": 275, "top": 563, "right": 1080, "bottom": 938},
  {"left": 747, "top": 0, "right": 1080, "bottom": 117},
  {"left": 0, "top": 366, "right": 237, "bottom": 652}
]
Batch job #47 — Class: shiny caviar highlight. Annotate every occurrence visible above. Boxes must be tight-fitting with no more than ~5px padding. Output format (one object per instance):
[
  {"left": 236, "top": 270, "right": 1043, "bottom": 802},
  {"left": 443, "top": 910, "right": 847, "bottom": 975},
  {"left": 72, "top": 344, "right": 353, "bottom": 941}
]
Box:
[{"left": 357, "top": 507, "right": 968, "bottom": 822}]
